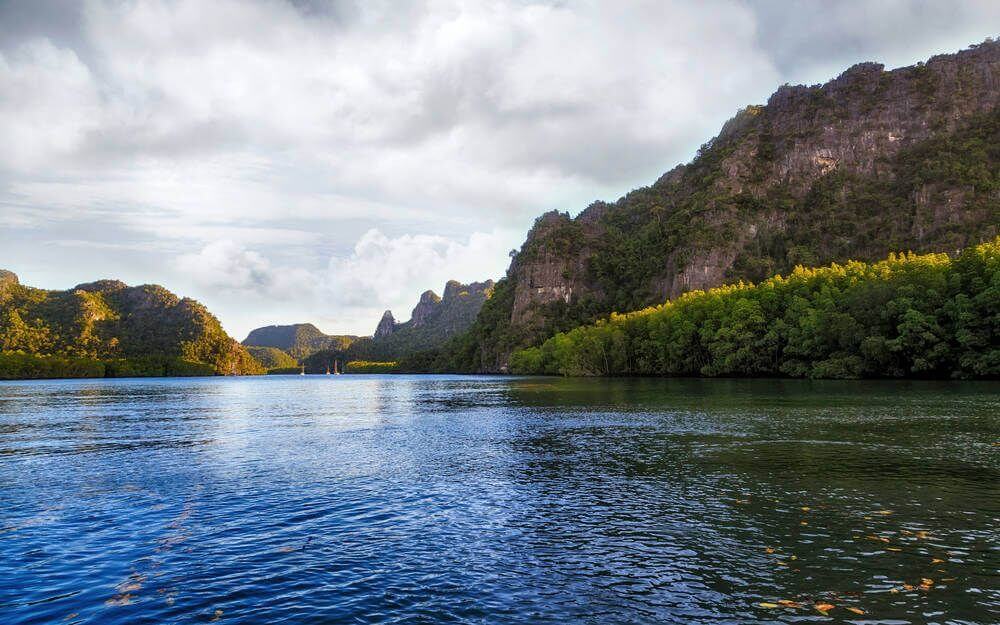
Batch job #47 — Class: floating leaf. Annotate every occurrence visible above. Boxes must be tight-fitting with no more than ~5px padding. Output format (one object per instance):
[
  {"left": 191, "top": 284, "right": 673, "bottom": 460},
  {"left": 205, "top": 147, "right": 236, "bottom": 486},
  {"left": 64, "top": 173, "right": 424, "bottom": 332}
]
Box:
[
  {"left": 765, "top": 547, "right": 775, "bottom": 554},
  {"left": 759, "top": 602, "right": 780, "bottom": 608},
  {"left": 886, "top": 547, "right": 902, "bottom": 552},
  {"left": 210, "top": 609, "right": 224, "bottom": 622},
  {"left": 814, "top": 602, "right": 835, "bottom": 615},
  {"left": 931, "top": 558, "right": 945, "bottom": 564},
  {"left": 777, "top": 599, "right": 801, "bottom": 608},
  {"left": 846, "top": 607, "right": 865, "bottom": 615},
  {"left": 105, "top": 593, "right": 134, "bottom": 607},
  {"left": 876, "top": 510, "right": 893, "bottom": 515},
  {"left": 801, "top": 506, "right": 811, "bottom": 512}
]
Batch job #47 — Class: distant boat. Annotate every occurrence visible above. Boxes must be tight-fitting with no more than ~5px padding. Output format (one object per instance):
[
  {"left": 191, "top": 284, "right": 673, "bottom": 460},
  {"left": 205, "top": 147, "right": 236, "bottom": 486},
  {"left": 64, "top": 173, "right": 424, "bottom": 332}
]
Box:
[{"left": 299, "top": 365, "right": 305, "bottom": 376}]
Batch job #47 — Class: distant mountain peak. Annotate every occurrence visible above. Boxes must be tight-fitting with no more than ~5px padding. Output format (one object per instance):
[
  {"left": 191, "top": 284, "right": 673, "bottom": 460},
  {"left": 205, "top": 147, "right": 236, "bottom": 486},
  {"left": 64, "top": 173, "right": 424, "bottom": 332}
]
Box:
[{"left": 375, "top": 311, "right": 396, "bottom": 337}]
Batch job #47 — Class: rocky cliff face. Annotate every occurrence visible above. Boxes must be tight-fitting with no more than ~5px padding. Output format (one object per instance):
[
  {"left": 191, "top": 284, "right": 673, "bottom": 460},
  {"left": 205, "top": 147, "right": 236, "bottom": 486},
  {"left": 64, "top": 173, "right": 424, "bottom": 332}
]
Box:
[
  {"left": 374, "top": 311, "right": 396, "bottom": 337},
  {"left": 410, "top": 291, "right": 442, "bottom": 326},
  {"left": 474, "top": 40, "right": 1000, "bottom": 370},
  {"left": 364, "top": 279, "right": 495, "bottom": 359}
]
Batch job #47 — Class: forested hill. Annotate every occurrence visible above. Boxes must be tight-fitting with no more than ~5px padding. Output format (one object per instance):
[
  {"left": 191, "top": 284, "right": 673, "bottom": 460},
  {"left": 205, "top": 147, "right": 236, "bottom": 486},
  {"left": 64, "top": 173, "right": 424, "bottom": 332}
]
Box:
[
  {"left": 454, "top": 40, "right": 999, "bottom": 372},
  {"left": 242, "top": 323, "right": 358, "bottom": 359},
  {"left": 0, "top": 271, "right": 262, "bottom": 378},
  {"left": 511, "top": 236, "right": 999, "bottom": 379}
]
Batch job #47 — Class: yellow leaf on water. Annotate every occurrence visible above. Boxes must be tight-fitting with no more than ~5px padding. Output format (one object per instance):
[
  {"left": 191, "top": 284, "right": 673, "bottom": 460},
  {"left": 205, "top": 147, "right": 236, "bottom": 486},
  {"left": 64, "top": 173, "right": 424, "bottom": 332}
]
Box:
[
  {"left": 759, "top": 602, "right": 780, "bottom": 608},
  {"left": 789, "top": 555, "right": 798, "bottom": 560},
  {"left": 801, "top": 506, "right": 811, "bottom": 512},
  {"left": 846, "top": 607, "right": 865, "bottom": 615},
  {"left": 886, "top": 547, "right": 902, "bottom": 552},
  {"left": 931, "top": 558, "right": 945, "bottom": 564},
  {"left": 777, "top": 599, "right": 801, "bottom": 608},
  {"left": 800, "top": 521, "right": 808, "bottom": 526},
  {"left": 814, "top": 602, "right": 835, "bottom": 615},
  {"left": 765, "top": 547, "right": 775, "bottom": 554},
  {"left": 941, "top": 577, "right": 956, "bottom": 582},
  {"left": 210, "top": 609, "right": 224, "bottom": 622},
  {"left": 876, "top": 510, "right": 893, "bottom": 515}
]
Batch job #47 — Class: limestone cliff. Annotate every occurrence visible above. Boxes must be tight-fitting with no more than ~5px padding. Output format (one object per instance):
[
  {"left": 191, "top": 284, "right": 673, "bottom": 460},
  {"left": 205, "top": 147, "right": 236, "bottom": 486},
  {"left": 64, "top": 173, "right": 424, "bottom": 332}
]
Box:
[
  {"left": 469, "top": 40, "right": 1000, "bottom": 371},
  {"left": 363, "top": 280, "right": 494, "bottom": 359},
  {"left": 374, "top": 311, "right": 396, "bottom": 337}
]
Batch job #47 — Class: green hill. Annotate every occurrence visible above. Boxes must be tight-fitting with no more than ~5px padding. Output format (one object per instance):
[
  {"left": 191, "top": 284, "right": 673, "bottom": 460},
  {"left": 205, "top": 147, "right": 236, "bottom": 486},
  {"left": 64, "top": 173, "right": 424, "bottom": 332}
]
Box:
[
  {"left": 245, "top": 345, "right": 298, "bottom": 370},
  {"left": 0, "top": 272, "right": 262, "bottom": 378},
  {"left": 242, "top": 323, "right": 358, "bottom": 359}
]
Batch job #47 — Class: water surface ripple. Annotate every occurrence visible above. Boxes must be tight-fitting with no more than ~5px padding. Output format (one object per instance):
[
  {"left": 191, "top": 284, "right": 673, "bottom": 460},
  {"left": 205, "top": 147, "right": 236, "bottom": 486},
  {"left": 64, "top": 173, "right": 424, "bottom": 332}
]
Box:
[{"left": 0, "top": 376, "right": 997, "bottom": 624}]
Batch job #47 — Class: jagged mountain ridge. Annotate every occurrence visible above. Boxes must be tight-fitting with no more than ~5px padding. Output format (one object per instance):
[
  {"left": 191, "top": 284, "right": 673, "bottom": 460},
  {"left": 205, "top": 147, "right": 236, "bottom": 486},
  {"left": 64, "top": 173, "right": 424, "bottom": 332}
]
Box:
[
  {"left": 0, "top": 270, "right": 261, "bottom": 375},
  {"left": 462, "top": 40, "right": 1000, "bottom": 371},
  {"left": 361, "top": 279, "right": 495, "bottom": 360}
]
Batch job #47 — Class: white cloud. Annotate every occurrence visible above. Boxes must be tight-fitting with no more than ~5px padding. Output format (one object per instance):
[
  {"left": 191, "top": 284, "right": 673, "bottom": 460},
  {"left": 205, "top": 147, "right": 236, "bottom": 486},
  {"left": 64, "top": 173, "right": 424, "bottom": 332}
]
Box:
[
  {"left": 176, "top": 239, "right": 314, "bottom": 299},
  {"left": 329, "top": 227, "right": 519, "bottom": 307}
]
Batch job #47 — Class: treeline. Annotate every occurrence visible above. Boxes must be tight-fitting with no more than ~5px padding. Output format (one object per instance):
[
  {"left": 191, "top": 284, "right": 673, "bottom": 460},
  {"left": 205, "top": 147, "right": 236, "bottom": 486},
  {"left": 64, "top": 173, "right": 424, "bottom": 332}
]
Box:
[
  {"left": 509, "top": 237, "right": 999, "bottom": 379},
  {"left": 0, "top": 352, "right": 218, "bottom": 380},
  {"left": 345, "top": 361, "right": 398, "bottom": 373}
]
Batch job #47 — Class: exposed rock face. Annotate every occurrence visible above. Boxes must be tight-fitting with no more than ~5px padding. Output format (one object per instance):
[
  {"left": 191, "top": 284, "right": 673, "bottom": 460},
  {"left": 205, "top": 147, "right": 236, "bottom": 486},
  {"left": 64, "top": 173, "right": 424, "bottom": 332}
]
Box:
[
  {"left": 0, "top": 269, "right": 18, "bottom": 287},
  {"left": 362, "top": 280, "right": 495, "bottom": 359},
  {"left": 374, "top": 311, "right": 396, "bottom": 337},
  {"left": 479, "top": 40, "right": 1000, "bottom": 369},
  {"left": 410, "top": 290, "right": 442, "bottom": 327}
]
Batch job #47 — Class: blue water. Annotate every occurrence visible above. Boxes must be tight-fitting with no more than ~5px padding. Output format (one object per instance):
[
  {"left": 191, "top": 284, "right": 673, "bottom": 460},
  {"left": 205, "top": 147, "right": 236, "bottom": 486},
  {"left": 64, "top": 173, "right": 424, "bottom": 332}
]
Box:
[{"left": 0, "top": 375, "right": 997, "bottom": 624}]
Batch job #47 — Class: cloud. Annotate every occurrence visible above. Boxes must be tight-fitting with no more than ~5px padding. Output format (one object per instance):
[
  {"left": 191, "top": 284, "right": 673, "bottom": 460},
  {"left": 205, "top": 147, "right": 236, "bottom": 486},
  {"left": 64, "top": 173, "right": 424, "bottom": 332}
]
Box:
[
  {"left": 328, "top": 227, "right": 520, "bottom": 308},
  {"left": 173, "top": 228, "right": 519, "bottom": 336},
  {"left": 176, "top": 239, "right": 314, "bottom": 299}
]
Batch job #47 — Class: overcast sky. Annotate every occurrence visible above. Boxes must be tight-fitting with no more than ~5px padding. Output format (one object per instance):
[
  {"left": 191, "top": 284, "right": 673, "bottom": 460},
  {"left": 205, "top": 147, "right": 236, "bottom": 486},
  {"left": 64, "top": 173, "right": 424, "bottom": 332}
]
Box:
[{"left": 1, "top": 0, "right": 997, "bottom": 338}]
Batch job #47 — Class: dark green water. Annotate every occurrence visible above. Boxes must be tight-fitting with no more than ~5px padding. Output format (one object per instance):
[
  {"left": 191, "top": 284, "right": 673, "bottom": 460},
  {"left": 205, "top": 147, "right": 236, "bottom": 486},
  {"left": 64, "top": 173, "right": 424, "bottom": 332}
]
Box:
[{"left": 0, "top": 376, "right": 997, "bottom": 623}]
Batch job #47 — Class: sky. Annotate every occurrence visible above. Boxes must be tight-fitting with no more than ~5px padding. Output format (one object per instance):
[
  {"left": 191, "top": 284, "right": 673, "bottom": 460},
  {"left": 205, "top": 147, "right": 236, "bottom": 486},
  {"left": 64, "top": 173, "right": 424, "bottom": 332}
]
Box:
[{"left": 1, "top": 1, "right": 997, "bottom": 339}]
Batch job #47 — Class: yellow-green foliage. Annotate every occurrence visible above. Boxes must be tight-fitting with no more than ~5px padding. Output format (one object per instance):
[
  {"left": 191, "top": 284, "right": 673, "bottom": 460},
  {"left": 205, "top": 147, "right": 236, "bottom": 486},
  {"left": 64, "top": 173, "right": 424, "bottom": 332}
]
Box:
[
  {"left": 510, "top": 237, "right": 999, "bottom": 379},
  {"left": 345, "top": 360, "right": 399, "bottom": 373},
  {"left": 246, "top": 345, "right": 298, "bottom": 370},
  {"left": 0, "top": 278, "right": 263, "bottom": 378}
]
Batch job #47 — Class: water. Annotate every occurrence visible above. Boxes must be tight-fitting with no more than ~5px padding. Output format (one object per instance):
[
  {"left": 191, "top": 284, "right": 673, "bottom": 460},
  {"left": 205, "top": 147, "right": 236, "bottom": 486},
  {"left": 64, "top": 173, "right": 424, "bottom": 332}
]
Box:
[{"left": 0, "top": 376, "right": 997, "bottom": 624}]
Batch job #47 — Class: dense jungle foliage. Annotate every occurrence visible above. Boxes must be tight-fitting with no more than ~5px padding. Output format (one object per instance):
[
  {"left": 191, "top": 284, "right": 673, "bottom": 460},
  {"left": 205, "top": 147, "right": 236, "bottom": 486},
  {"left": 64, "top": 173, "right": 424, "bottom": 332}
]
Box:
[
  {"left": 242, "top": 323, "right": 358, "bottom": 359},
  {"left": 0, "top": 274, "right": 262, "bottom": 378},
  {"left": 345, "top": 361, "right": 399, "bottom": 373},
  {"left": 509, "top": 237, "right": 999, "bottom": 379},
  {"left": 246, "top": 345, "right": 298, "bottom": 370}
]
